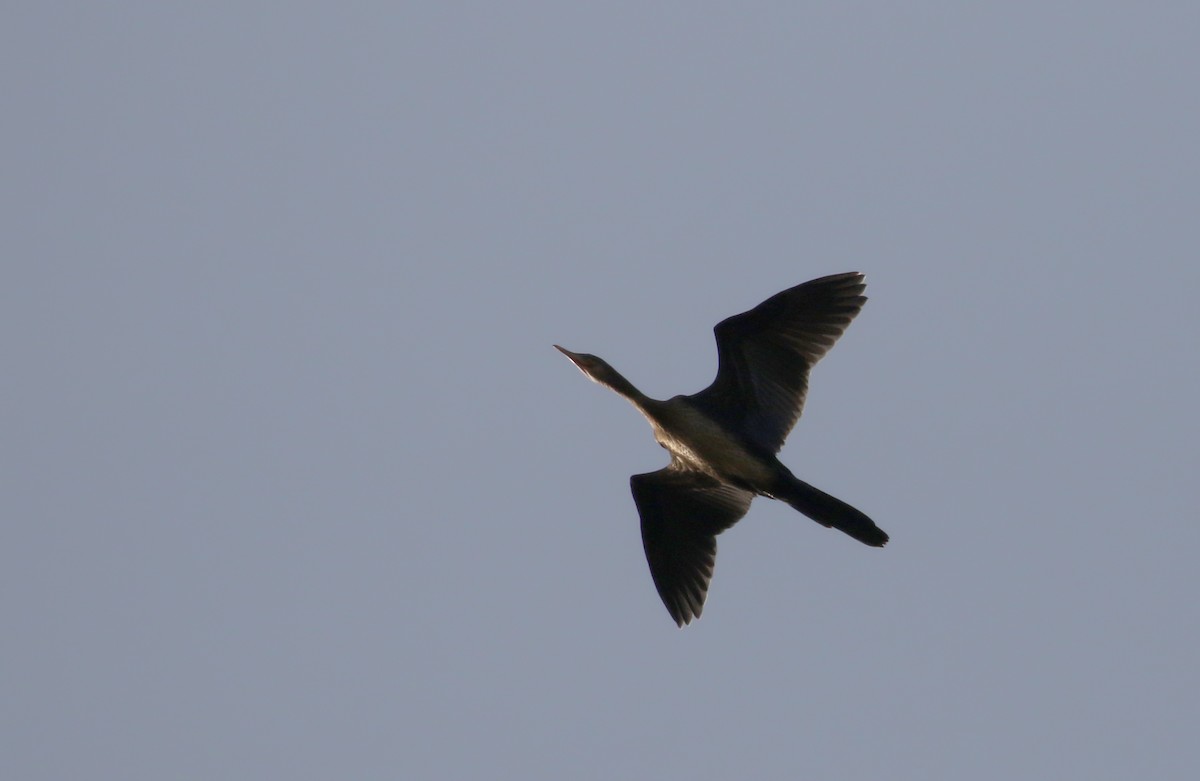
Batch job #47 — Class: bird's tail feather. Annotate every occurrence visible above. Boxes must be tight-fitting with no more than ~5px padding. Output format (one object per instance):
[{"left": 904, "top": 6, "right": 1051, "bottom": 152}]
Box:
[{"left": 777, "top": 476, "right": 888, "bottom": 547}]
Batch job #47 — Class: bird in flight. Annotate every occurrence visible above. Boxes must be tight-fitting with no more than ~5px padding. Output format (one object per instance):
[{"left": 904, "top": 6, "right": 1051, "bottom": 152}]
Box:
[{"left": 555, "top": 272, "right": 887, "bottom": 627}]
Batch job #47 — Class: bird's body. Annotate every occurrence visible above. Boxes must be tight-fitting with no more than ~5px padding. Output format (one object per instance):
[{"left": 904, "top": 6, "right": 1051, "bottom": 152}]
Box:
[
  {"left": 556, "top": 272, "right": 886, "bottom": 626},
  {"left": 635, "top": 396, "right": 777, "bottom": 485}
]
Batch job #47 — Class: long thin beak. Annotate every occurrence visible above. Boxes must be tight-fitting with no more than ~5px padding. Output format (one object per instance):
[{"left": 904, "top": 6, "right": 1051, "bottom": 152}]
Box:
[{"left": 553, "top": 344, "right": 587, "bottom": 371}]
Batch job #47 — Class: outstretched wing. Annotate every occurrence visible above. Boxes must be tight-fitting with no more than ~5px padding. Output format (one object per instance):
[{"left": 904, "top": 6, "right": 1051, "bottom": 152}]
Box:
[
  {"left": 631, "top": 468, "right": 754, "bottom": 627},
  {"left": 690, "top": 272, "right": 866, "bottom": 454}
]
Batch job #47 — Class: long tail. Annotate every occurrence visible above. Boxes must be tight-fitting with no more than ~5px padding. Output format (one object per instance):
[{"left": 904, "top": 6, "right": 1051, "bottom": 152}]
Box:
[{"left": 776, "top": 475, "right": 888, "bottom": 547}]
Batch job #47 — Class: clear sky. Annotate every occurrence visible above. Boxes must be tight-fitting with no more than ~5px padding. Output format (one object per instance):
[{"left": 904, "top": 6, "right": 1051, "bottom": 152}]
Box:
[{"left": 5, "top": 3, "right": 1199, "bottom": 779}]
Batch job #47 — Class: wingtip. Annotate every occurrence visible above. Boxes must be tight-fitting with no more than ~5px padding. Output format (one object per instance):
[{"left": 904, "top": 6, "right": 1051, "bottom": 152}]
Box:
[{"left": 666, "top": 599, "right": 700, "bottom": 628}]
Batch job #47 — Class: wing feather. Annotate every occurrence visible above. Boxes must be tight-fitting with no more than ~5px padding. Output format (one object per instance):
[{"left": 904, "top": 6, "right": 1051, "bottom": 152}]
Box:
[
  {"left": 631, "top": 468, "right": 753, "bottom": 627},
  {"left": 691, "top": 272, "right": 866, "bottom": 454}
]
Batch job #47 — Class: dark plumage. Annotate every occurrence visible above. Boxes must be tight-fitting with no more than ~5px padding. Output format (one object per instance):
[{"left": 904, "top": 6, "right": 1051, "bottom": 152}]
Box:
[{"left": 556, "top": 272, "right": 886, "bottom": 626}]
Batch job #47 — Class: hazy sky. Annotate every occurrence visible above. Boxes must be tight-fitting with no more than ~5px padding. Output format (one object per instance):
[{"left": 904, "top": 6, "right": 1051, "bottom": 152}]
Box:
[{"left": 5, "top": 3, "right": 1199, "bottom": 779}]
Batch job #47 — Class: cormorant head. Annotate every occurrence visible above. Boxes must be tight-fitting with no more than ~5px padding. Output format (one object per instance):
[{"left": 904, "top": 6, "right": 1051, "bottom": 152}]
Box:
[{"left": 554, "top": 345, "right": 620, "bottom": 388}]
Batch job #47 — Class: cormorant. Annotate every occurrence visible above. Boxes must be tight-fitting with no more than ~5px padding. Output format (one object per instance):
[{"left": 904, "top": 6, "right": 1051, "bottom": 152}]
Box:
[{"left": 555, "top": 272, "right": 886, "bottom": 627}]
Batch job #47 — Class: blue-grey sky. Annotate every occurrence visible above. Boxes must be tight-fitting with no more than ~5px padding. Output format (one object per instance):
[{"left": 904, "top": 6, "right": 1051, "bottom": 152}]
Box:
[{"left": 5, "top": 3, "right": 1199, "bottom": 779}]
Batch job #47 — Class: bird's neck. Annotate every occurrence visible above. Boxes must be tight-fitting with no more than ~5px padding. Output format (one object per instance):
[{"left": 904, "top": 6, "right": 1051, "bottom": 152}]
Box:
[{"left": 602, "top": 369, "right": 650, "bottom": 409}]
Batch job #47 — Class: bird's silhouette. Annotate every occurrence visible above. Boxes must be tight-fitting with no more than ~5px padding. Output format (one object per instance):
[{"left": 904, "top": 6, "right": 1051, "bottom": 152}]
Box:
[{"left": 556, "top": 272, "right": 886, "bottom": 626}]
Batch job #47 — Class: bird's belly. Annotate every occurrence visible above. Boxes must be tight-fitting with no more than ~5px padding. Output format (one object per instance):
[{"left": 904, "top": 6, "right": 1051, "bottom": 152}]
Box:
[{"left": 651, "top": 412, "right": 775, "bottom": 486}]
